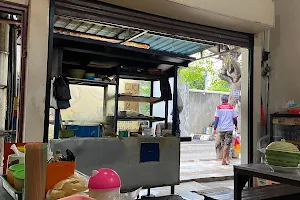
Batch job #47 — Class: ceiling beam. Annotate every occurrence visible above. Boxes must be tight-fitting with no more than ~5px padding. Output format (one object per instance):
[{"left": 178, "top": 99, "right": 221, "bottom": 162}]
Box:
[{"left": 121, "top": 30, "right": 148, "bottom": 44}]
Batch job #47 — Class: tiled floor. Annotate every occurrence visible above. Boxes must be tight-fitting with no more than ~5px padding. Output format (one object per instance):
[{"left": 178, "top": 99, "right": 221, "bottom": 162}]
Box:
[
  {"left": 0, "top": 180, "right": 234, "bottom": 200},
  {"left": 139, "top": 180, "right": 234, "bottom": 199},
  {"left": 180, "top": 141, "right": 240, "bottom": 181}
]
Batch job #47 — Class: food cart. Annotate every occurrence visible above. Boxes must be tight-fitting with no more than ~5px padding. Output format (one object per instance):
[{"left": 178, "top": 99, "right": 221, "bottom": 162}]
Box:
[{"left": 48, "top": 16, "right": 196, "bottom": 193}]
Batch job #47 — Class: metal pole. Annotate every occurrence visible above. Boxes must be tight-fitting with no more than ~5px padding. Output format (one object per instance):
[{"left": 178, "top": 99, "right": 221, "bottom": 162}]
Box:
[
  {"left": 164, "top": 101, "right": 168, "bottom": 129},
  {"left": 0, "top": 24, "right": 10, "bottom": 166},
  {"left": 43, "top": 0, "right": 55, "bottom": 143},
  {"left": 172, "top": 66, "right": 178, "bottom": 136},
  {"left": 6, "top": 24, "right": 14, "bottom": 131},
  {"left": 54, "top": 109, "right": 60, "bottom": 139},
  {"left": 150, "top": 81, "right": 154, "bottom": 128},
  {"left": 114, "top": 67, "right": 120, "bottom": 133}
]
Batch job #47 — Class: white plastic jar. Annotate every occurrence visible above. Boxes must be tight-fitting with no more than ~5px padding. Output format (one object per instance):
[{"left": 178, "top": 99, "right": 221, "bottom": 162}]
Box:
[{"left": 88, "top": 168, "right": 121, "bottom": 200}]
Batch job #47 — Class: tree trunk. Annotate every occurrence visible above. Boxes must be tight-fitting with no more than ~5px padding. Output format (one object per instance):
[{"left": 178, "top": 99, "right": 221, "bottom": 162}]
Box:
[{"left": 0, "top": 24, "right": 9, "bottom": 167}]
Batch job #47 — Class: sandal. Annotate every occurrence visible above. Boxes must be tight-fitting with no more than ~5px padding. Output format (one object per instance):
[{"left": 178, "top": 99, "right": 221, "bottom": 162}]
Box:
[{"left": 222, "top": 162, "right": 229, "bottom": 165}]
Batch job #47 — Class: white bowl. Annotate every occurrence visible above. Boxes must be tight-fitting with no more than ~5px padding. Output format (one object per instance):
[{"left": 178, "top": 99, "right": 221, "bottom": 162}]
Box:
[{"left": 267, "top": 164, "right": 300, "bottom": 175}]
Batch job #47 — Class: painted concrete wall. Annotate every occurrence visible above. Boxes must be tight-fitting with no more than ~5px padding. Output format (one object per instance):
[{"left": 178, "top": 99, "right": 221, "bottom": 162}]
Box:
[
  {"left": 188, "top": 90, "right": 228, "bottom": 134},
  {"left": 22, "top": 0, "right": 50, "bottom": 142},
  {"left": 51, "top": 137, "right": 180, "bottom": 191},
  {"left": 100, "top": 0, "right": 274, "bottom": 33},
  {"left": 268, "top": 0, "right": 300, "bottom": 114}
]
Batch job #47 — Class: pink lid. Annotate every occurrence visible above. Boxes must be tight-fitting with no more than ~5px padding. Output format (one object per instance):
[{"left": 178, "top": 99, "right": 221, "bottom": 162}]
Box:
[
  {"left": 59, "top": 194, "right": 95, "bottom": 200},
  {"left": 88, "top": 168, "right": 121, "bottom": 190}
]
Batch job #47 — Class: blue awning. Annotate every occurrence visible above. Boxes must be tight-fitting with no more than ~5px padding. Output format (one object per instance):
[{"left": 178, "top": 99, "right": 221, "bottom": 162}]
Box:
[{"left": 54, "top": 16, "right": 212, "bottom": 56}]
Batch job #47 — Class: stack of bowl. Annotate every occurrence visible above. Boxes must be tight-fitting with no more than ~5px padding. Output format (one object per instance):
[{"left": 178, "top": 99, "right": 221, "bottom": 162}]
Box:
[
  {"left": 266, "top": 139, "right": 300, "bottom": 172},
  {"left": 7, "top": 163, "right": 25, "bottom": 191}
]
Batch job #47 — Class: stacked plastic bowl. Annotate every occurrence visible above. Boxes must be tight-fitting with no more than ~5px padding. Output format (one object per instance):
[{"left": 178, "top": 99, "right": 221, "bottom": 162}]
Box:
[{"left": 266, "top": 139, "right": 300, "bottom": 173}]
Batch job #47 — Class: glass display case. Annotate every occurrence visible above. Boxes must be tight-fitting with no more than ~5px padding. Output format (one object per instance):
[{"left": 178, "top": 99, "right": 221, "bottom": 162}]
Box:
[{"left": 270, "top": 113, "right": 300, "bottom": 148}]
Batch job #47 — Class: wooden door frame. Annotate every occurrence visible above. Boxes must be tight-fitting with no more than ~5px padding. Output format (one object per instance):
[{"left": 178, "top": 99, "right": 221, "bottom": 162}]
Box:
[{"left": 0, "top": 1, "right": 28, "bottom": 142}]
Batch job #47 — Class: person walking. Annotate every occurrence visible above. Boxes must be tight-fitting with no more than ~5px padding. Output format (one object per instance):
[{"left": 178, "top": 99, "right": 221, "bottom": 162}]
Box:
[{"left": 213, "top": 95, "right": 238, "bottom": 165}]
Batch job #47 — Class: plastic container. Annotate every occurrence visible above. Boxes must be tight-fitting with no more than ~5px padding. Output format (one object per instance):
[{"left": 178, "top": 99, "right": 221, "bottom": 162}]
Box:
[
  {"left": 289, "top": 109, "right": 300, "bottom": 114},
  {"left": 85, "top": 73, "right": 95, "bottom": 80},
  {"left": 46, "top": 161, "right": 76, "bottom": 193},
  {"left": 7, "top": 154, "right": 25, "bottom": 170},
  {"left": 69, "top": 69, "right": 86, "bottom": 79},
  {"left": 67, "top": 125, "right": 102, "bottom": 137},
  {"left": 7, "top": 164, "right": 24, "bottom": 186},
  {"left": 59, "top": 129, "right": 76, "bottom": 138},
  {"left": 88, "top": 168, "right": 121, "bottom": 200},
  {"left": 266, "top": 139, "right": 300, "bottom": 167},
  {"left": 143, "top": 128, "right": 152, "bottom": 136},
  {"left": 118, "top": 131, "right": 129, "bottom": 138},
  {"left": 13, "top": 169, "right": 24, "bottom": 191},
  {"left": 16, "top": 146, "right": 24, "bottom": 153},
  {"left": 60, "top": 195, "right": 95, "bottom": 200},
  {"left": 59, "top": 195, "right": 95, "bottom": 200}
]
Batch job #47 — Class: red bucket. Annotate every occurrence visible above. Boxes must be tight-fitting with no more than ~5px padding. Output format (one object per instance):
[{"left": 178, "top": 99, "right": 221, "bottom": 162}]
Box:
[{"left": 289, "top": 109, "right": 300, "bottom": 114}]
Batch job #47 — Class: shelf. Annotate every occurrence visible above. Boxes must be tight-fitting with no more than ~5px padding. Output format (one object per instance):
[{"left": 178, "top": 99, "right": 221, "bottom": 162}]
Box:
[
  {"left": 286, "top": 140, "right": 300, "bottom": 145},
  {"left": 118, "top": 116, "right": 165, "bottom": 122},
  {"left": 119, "top": 73, "right": 161, "bottom": 81},
  {"left": 118, "top": 95, "right": 162, "bottom": 104},
  {"left": 67, "top": 77, "right": 116, "bottom": 87}
]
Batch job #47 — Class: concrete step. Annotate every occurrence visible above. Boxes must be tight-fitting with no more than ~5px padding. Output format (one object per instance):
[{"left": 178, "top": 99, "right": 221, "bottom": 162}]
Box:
[
  {"left": 192, "top": 134, "right": 215, "bottom": 141},
  {"left": 179, "top": 192, "right": 204, "bottom": 200}
]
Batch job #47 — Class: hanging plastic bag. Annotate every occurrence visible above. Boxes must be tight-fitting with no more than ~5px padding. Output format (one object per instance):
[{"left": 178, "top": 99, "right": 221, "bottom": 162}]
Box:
[
  {"left": 233, "top": 136, "right": 241, "bottom": 153},
  {"left": 50, "top": 77, "right": 58, "bottom": 109}
]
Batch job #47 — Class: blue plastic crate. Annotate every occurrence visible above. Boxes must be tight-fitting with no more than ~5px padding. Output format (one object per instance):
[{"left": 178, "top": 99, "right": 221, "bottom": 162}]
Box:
[{"left": 66, "top": 125, "right": 102, "bottom": 137}]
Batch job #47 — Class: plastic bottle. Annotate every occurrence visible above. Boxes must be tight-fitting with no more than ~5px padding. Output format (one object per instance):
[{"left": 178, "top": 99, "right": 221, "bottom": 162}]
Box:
[
  {"left": 88, "top": 168, "right": 121, "bottom": 200},
  {"left": 54, "top": 150, "right": 62, "bottom": 162},
  {"left": 229, "top": 148, "right": 233, "bottom": 159},
  {"left": 138, "top": 124, "right": 143, "bottom": 135}
]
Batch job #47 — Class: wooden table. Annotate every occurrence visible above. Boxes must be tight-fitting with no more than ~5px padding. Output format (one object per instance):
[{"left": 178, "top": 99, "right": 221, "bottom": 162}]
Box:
[{"left": 234, "top": 164, "right": 300, "bottom": 200}]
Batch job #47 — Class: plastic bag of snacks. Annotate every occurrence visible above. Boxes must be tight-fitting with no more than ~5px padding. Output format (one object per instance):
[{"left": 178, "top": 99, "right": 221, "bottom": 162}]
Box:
[
  {"left": 46, "top": 173, "right": 88, "bottom": 200},
  {"left": 120, "top": 187, "right": 142, "bottom": 200}
]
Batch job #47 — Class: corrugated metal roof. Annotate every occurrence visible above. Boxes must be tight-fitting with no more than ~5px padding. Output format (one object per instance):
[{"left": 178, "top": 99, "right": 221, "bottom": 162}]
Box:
[
  {"left": 133, "top": 33, "right": 205, "bottom": 55},
  {"left": 54, "top": 16, "right": 211, "bottom": 56}
]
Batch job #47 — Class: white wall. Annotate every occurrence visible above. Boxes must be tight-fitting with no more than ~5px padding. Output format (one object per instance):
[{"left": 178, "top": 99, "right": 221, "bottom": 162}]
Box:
[
  {"left": 23, "top": 0, "right": 50, "bottom": 142},
  {"left": 168, "top": 0, "right": 274, "bottom": 28},
  {"left": 100, "top": 0, "right": 274, "bottom": 33},
  {"left": 269, "top": 0, "right": 300, "bottom": 114}
]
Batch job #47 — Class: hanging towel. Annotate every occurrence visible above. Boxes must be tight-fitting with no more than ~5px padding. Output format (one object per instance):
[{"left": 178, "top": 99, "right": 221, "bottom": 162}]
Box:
[{"left": 160, "top": 76, "right": 172, "bottom": 101}]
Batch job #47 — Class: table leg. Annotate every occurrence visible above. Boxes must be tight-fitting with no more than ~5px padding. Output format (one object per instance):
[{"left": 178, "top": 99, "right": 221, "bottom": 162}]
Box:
[
  {"left": 171, "top": 185, "right": 175, "bottom": 194},
  {"left": 234, "top": 171, "right": 249, "bottom": 200}
]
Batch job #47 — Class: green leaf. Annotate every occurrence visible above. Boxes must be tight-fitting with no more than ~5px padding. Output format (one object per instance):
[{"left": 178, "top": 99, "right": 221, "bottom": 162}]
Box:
[{"left": 179, "top": 55, "right": 230, "bottom": 92}]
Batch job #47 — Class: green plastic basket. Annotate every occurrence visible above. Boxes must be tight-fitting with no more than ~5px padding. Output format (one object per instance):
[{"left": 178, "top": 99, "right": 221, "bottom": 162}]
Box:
[
  {"left": 266, "top": 149, "right": 300, "bottom": 167},
  {"left": 59, "top": 129, "right": 76, "bottom": 138}
]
